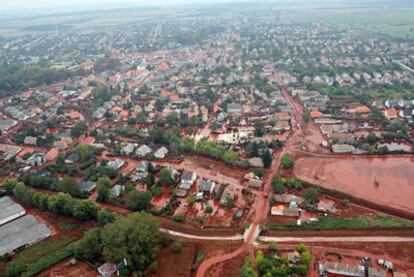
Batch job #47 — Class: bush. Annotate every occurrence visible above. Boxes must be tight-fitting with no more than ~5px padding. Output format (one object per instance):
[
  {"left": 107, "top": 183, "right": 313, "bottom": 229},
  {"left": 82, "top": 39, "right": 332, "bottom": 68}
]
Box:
[
  {"left": 205, "top": 206, "right": 213, "bottom": 214},
  {"left": 280, "top": 153, "right": 294, "bottom": 169},
  {"left": 302, "top": 188, "right": 320, "bottom": 204},
  {"left": 172, "top": 215, "right": 185, "bottom": 222},
  {"left": 172, "top": 241, "right": 183, "bottom": 253},
  {"left": 187, "top": 195, "right": 196, "bottom": 205},
  {"left": 149, "top": 262, "right": 158, "bottom": 273},
  {"left": 5, "top": 261, "right": 25, "bottom": 277},
  {"left": 341, "top": 198, "right": 351, "bottom": 207}
]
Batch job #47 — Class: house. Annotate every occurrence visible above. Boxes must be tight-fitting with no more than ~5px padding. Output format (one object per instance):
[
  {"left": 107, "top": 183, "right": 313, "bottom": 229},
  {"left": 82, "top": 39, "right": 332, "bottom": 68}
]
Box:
[
  {"left": 110, "top": 185, "right": 124, "bottom": 197},
  {"left": 198, "top": 180, "right": 216, "bottom": 196},
  {"left": 368, "top": 267, "right": 387, "bottom": 277},
  {"left": 271, "top": 205, "right": 300, "bottom": 217},
  {"left": 331, "top": 144, "right": 355, "bottom": 154},
  {"left": 65, "top": 153, "right": 80, "bottom": 164},
  {"left": 26, "top": 153, "right": 44, "bottom": 167},
  {"left": 179, "top": 170, "right": 197, "bottom": 190},
  {"left": 78, "top": 181, "right": 96, "bottom": 194},
  {"left": 135, "top": 145, "right": 152, "bottom": 157},
  {"left": 317, "top": 199, "right": 337, "bottom": 213},
  {"left": 121, "top": 144, "right": 135, "bottom": 156},
  {"left": 319, "top": 262, "right": 365, "bottom": 277},
  {"left": 310, "top": 111, "right": 323, "bottom": 118},
  {"left": 248, "top": 178, "right": 263, "bottom": 189},
  {"left": 97, "top": 263, "right": 118, "bottom": 277},
  {"left": 385, "top": 99, "right": 397, "bottom": 109},
  {"left": 107, "top": 159, "right": 125, "bottom": 170},
  {"left": 287, "top": 251, "right": 301, "bottom": 264},
  {"left": 227, "top": 103, "right": 242, "bottom": 113},
  {"left": 24, "top": 136, "right": 37, "bottom": 146},
  {"left": 154, "top": 147, "right": 169, "bottom": 159},
  {"left": 398, "top": 107, "right": 412, "bottom": 120},
  {"left": 0, "top": 196, "right": 26, "bottom": 226},
  {"left": 45, "top": 148, "right": 59, "bottom": 162},
  {"left": 0, "top": 144, "right": 22, "bottom": 160},
  {"left": 248, "top": 157, "right": 264, "bottom": 168},
  {"left": 0, "top": 119, "right": 17, "bottom": 132},
  {"left": 383, "top": 108, "right": 398, "bottom": 120}
]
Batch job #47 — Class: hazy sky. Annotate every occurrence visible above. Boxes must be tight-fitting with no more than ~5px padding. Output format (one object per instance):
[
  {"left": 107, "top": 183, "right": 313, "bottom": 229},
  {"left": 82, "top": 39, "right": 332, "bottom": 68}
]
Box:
[{"left": 0, "top": 0, "right": 244, "bottom": 14}]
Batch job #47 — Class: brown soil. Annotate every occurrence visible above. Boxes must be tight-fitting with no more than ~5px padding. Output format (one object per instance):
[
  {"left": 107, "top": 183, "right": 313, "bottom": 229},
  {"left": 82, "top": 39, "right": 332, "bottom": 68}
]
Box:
[
  {"left": 151, "top": 239, "right": 243, "bottom": 277},
  {"left": 37, "top": 258, "right": 96, "bottom": 277},
  {"left": 156, "top": 216, "right": 244, "bottom": 236},
  {"left": 294, "top": 156, "right": 414, "bottom": 216},
  {"left": 205, "top": 253, "right": 245, "bottom": 277}
]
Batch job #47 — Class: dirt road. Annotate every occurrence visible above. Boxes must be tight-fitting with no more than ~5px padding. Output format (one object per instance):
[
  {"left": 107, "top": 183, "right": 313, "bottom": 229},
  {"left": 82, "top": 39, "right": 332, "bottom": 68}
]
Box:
[{"left": 260, "top": 236, "right": 414, "bottom": 243}]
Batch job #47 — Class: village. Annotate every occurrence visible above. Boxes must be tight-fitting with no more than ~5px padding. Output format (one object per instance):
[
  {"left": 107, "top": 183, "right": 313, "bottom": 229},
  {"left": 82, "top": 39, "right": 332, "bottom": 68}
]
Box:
[{"left": 0, "top": 4, "right": 414, "bottom": 277}]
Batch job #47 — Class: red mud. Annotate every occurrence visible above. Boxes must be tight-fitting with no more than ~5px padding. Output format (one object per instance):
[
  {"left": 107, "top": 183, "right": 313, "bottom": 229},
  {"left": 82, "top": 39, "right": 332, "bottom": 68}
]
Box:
[{"left": 294, "top": 156, "right": 414, "bottom": 215}]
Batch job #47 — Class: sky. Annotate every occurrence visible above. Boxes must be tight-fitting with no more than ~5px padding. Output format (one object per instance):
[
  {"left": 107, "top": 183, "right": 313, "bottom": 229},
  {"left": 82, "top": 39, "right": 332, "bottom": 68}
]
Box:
[{"left": 0, "top": 0, "right": 247, "bottom": 15}]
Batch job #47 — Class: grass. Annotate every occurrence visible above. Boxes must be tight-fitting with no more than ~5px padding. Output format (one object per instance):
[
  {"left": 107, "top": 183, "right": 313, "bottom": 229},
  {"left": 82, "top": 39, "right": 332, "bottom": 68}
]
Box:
[
  {"left": 58, "top": 220, "right": 81, "bottom": 231},
  {"left": 269, "top": 215, "right": 414, "bottom": 230},
  {"left": 6, "top": 236, "right": 76, "bottom": 277}
]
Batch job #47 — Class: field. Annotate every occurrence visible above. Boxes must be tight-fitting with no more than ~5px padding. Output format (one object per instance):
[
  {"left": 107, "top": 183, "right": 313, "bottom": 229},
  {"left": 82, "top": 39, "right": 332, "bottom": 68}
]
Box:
[
  {"left": 282, "top": 7, "right": 414, "bottom": 38},
  {"left": 151, "top": 239, "right": 242, "bottom": 277}
]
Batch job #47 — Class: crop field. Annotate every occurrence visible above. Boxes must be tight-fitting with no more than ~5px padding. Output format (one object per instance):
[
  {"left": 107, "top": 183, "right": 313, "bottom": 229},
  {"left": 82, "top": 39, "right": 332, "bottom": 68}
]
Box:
[{"left": 282, "top": 7, "right": 414, "bottom": 38}]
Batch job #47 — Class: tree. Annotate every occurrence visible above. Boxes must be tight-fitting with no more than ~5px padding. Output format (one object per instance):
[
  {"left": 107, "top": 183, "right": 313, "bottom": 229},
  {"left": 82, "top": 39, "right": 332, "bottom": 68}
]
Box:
[
  {"left": 74, "top": 228, "right": 102, "bottom": 260},
  {"left": 126, "top": 191, "right": 152, "bottom": 211},
  {"left": 280, "top": 153, "right": 294, "bottom": 169},
  {"left": 261, "top": 150, "right": 272, "bottom": 168},
  {"left": 47, "top": 192, "right": 73, "bottom": 215},
  {"left": 98, "top": 208, "right": 117, "bottom": 225},
  {"left": 4, "top": 179, "right": 18, "bottom": 195},
  {"left": 70, "top": 122, "right": 88, "bottom": 138},
  {"left": 73, "top": 199, "right": 100, "bottom": 220},
  {"left": 172, "top": 240, "right": 183, "bottom": 253},
  {"left": 240, "top": 257, "right": 258, "bottom": 277},
  {"left": 254, "top": 120, "right": 265, "bottom": 137},
  {"left": 302, "top": 188, "right": 320, "bottom": 204},
  {"left": 225, "top": 196, "right": 235, "bottom": 209},
  {"left": 101, "top": 212, "right": 161, "bottom": 271},
  {"left": 271, "top": 175, "right": 285, "bottom": 193},
  {"left": 367, "top": 133, "right": 377, "bottom": 145},
  {"left": 57, "top": 176, "right": 80, "bottom": 197},
  {"left": 157, "top": 168, "right": 175, "bottom": 186},
  {"left": 96, "top": 177, "right": 112, "bottom": 203}
]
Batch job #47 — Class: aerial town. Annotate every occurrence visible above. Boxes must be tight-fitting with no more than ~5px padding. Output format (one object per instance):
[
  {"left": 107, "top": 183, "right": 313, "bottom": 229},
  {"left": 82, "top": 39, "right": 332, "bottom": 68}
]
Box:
[{"left": 0, "top": 1, "right": 413, "bottom": 277}]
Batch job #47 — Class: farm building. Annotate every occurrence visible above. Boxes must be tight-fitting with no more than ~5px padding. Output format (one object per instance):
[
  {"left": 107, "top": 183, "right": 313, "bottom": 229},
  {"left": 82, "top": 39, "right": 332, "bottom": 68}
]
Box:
[
  {"left": 0, "top": 196, "right": 26, "bottom": 226},
  {"left": 0, "top": 215, "right": 51, "bottom": 256}
]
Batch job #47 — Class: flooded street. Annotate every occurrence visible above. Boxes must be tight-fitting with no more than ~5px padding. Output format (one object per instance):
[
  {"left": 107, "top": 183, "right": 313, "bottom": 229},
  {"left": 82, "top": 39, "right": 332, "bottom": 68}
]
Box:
[{"left": 294, "top": 156, "right": 414, "bottom": 214}]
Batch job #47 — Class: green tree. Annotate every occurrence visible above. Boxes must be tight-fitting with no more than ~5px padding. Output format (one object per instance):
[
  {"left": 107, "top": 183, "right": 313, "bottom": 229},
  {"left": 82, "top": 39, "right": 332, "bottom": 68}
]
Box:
[
  {"left": 126, "top": 191, "right": 152, "bottom": 211},
  {"left": 367, "top": 133, "right": 377, "bottom": 145},
  {"left": 96, "top": 177, "right": 112, "bottom": 203},
  {"left": 97, "top": 208, "right": 117, "bottom": 225},
  {"left": 157, "top": 168, "right": 175, "bottom": 186},
  {"left": 280, "top": 153, "right": 294, "bottom": 169},
  {"left": 101, "top": 212, "right": 161, "bottom": 271},
  {"left": 73, "top": 199, "right": 100, "bottom": 220},
  {"left": 302, "top": 188, "right": 320, "bottom": 204},
  {"left": 4, "top": 179, "right": 18, "bottom": 195},
  {"left": 57, "top": 176, "right": 80, "bottom": 197},
  {"left": 47, "top": 192, "right": 73, "bottom": 215},
  {"left": 261, "top": 150, "right": 272, "bottom": 168},
  {"left": 271, "top": 175, "right": 285, "bottom": 193},
  {"left": 74, "top": 228, "right": 102, "bottom": 260},
  {"left": 240, "top": 257, "right": 258, "bottom": 277}
]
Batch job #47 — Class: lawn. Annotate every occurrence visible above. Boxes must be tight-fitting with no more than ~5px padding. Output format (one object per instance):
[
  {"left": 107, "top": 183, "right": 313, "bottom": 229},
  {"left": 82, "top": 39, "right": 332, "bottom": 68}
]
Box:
[
  {"left": 269, "top": 215, "right": 414, "bottom": 230},
  {"left": 4, "top": 236, "right": 76, "bottom": 277}
]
